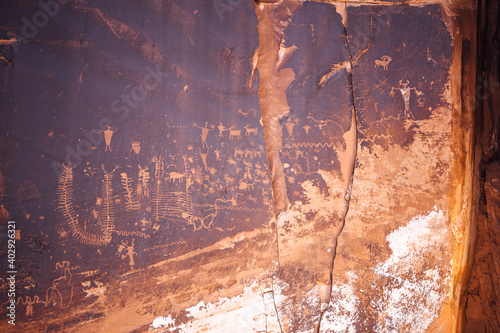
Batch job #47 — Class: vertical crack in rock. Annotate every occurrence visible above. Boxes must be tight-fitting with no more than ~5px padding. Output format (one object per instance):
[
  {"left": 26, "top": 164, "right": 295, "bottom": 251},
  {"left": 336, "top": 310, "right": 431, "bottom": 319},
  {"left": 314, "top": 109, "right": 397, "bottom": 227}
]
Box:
[{"left": 315, "top": 10, "right": 358, "bottom": 332}]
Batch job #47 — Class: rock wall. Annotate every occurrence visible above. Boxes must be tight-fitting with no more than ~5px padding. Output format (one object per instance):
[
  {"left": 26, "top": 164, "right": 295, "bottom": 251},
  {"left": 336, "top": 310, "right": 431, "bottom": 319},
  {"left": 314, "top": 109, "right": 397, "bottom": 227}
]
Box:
[
  {"left": 464, "top": 0, "right": 500, "bottom": 331},
  {"left": 0, "top": 0, "right": 488, "bottom": 332}
]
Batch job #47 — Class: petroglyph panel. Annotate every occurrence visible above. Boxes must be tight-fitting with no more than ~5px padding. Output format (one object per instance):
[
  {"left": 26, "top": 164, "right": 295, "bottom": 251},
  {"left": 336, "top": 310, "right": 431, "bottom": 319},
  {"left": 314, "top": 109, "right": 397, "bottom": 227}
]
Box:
[{"left": 0, "top": 0, "right": 466, "bottom": 332}]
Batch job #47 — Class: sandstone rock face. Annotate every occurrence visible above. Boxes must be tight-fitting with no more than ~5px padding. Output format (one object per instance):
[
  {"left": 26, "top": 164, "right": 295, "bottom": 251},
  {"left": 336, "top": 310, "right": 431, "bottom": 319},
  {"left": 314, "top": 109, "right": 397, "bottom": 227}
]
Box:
[
  {"left": 466, "top": 162, "right": 500, "bottom": 332},
  {"left": 0, "top": 0, "right": 484, "bottom": 332}
]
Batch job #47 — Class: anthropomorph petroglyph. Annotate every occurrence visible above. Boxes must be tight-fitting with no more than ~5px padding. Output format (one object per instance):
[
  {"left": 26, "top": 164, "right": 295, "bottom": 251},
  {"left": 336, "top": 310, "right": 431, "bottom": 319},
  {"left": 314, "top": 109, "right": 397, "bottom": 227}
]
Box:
[
  {"left": 303, "top": 124, "right": 311, "bottom": 135},
  {"left": 99, "top": 125, "right": 117, "bottom": 152},
  {"left": 199, "top": 148, "right": 209, "bottom": 171},
  {"left": 217, "top": 122, "right": 229, "bottom": 137},
  {"left": 131, "top": 139, "right": 141, "bottom": 154},
  {"left": 390, "top": 79, "right": 423, "bottom": 119},
  {"left": 284, "top": 118, "right": 298, "bottom": 140},
  {"left": 193, "top": 122, "right": 214, "bottom": 148},
  {"left": 214, "top": 148, "right": 221, "bottom": 161},
  {"left": 116, "top": 239, "right": 137, "bottom": 268},
  {"left": 137, "top": 165, "right": 150, "bottom": 198}
]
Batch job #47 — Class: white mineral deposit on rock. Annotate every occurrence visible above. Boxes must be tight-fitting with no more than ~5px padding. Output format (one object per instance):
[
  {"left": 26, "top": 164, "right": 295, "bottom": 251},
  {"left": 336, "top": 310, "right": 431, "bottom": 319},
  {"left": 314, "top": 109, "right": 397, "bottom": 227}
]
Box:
[{"left": 374, "top": 209, "right": 451, "bottom": 332}]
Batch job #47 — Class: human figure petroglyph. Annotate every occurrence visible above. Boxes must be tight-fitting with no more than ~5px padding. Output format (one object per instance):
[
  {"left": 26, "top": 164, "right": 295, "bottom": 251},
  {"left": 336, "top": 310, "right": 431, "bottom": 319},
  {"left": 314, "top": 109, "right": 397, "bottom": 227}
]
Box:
[
  {"left": 99, "top": 125, "right": 117, "bottom": 152},
  {"left": 57, "top": 228, "right": 68, "bottom": 238},
  {"left": 199, "top": 148, "right": 209, "bottom": 171},
  {"left": 217, "top": 122, "right": 229, "bottom": 137},
  {"left": 303, "top": 124, "right": 311, "bottom": 135},
  {"left": 193, "top": 122, "right": 214, "bottom": 148},
  {"left": 214, "top": 148, "right": 221, "bottom": 161},
  {"left": 140, "top": 218, "right": 151, "bottom": 229},
  {"left": 137, "top": 165, "right": 150, "bottom": 198},
  {"left": 117, "top": 240, "right": 136, "bottom": 268},
  {"left": 390, "top": 79, "right": 423, "bottom": 119},
  {"left": 284, "top": 118, "right": 298, "bottom": 140},
  {"left": 243, "top": 162, "right": 253, "bottom": 182}
]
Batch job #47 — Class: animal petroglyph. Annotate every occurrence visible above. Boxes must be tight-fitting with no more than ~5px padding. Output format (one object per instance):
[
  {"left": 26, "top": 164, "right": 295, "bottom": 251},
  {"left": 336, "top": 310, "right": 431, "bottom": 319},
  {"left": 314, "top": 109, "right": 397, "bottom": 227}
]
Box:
[
  {"left": 229, "top": 127, "right": 242, "bottom": 140},
  {"left": 244, "top": 125, "right": 258, "bottom": 136},
  {"left": 239, "top": 181, "right": 254, "bottom": 191},
  {"left": 374, "top": 55, "right": 392, "bottom": 70},
  {"left": 167, "top": 171, "right": 185, "bottom": 183},
  {"left": 234, "top": 149, "right": 245, "bottom": 158}
]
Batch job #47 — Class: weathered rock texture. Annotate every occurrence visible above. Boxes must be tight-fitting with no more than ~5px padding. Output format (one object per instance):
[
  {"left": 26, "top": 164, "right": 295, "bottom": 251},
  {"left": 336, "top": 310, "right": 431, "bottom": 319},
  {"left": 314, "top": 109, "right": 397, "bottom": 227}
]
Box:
[
  {"left": 463, "top": 0, "right": 500, "bottom": 331},
  {"left": 0, "top": 0, "right": 493, "bottom": 332}
]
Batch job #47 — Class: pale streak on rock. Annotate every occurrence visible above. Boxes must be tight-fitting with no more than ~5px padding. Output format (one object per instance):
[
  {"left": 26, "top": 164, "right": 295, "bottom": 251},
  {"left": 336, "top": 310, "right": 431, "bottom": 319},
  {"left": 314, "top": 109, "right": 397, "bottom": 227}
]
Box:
[
  {"left": 255, "top": 1, "right": 358, "bottom": 331},
  {"left": 254, "top": 0, "right": 303, "bottom": 215}
]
